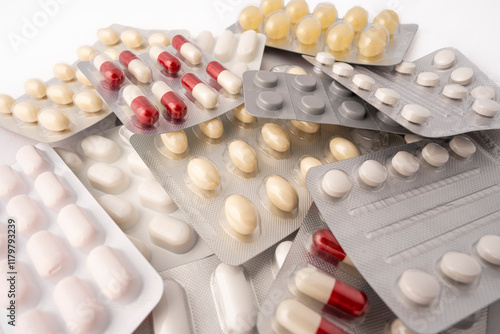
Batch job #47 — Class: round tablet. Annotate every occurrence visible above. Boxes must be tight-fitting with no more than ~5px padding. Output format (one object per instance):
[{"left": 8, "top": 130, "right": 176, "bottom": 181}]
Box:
[
  {"left": 442, "top": 84, "right": 468, "bottom": 99},
  {"left": 477, "top": 234, "right": 500, "bottom": 265},
  {"left": 339, "top": 100, "right": 365, "bottom": 120},
  {"left": 254, "top": 71, "right": 279, "bottom": 88},
  {"left": 329, "top": 137, "right": 360, "bottom": 161},
  {"left": 392, "top": 151, "right": 420, "bottom": 177},
  {"left": 399, "top": 269, "right": 440, "bottom": 305},
  {"left": 358, "top": 160, "right": 387, "bottom": 187},
  {"left": 257, "top": 92, "right": 284, "bottom": 111},
  {"left": 329, "top": 80, "right": 353, "bottom": 97},
  {"left": 375, "top": 88, "right": 400, "bottom": 105},
  {"left": 332, "top": 62, "right": 354, "bottom": 77},
  {"left": 352, "top": 74, "right": 375, "bottom": 91},
  {"left": 440, "top": 251, "right": 481, "bottom": 283},
  {"left": 422, "top": 143, "right": 449, "bottom": 167},
  {"left": 449, "top": 136, "right": 476, "bottom": 158},
  {"left": 472, "top": 99, "right": 500, "bottom": 117},
  {"left": 451, "top": 67, "right": 474, "bottom": 85},
  {"left": 400, "top": 104, "right": 430, "bottom": 124},
  {"left": 417, "top": 72, "right": 440, "bottom": 87},
  {"left": 315, "top": 52, "right": 335, "bottom": 66},
  {"left": 292, "top": 75, "right": 317, "bottom": 92},
  {"left": 433, "top": 49, "right": 455, "bottom": 69},
  {"left": 395, "top": 61, "right": 416, "bottom": 75},
  {"left": 404, "top": 134, "right": 424, "bottom": 144},
  {"left": 322, "top": 169, "right": 351, "bottom": 198},
  {"left": 298, "top": 96, "right": 325, "bottom": 115},
  {"left": 471, "top": 86, "right": 495, "bottom": 100}
]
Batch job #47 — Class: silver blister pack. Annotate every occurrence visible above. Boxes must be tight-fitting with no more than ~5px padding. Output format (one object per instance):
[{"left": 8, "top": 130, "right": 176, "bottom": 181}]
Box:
[{"left": 306, "top": 132, "right": 500, "bottom": 333}]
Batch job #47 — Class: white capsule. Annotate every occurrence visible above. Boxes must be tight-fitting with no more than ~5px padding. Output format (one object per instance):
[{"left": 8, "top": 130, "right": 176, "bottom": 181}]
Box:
[
  {"left": 126, "top": 58, "right": 152, "bottom": 83},
  {"left": 138, "top": 179, "right": 177, "bottom": 212},
  {"left": 153, "top": 280, "right": 193, "bottom": 334},
  {"left": 358, "top": 160, "right": 388, "bottom": 187},
  {"left": 237, "top": 30, "right": 258, "bottom": 63},
  {"left": 34, "top": 171, "right": 69, "bottom": 209},
  {"left": 27, "top": 230, "right": 66, "bottom": 278},
  {"left": 0, "top": 165, "right": 23, "bottom": 200},
  {"left": 98, "top": 194, "right": 137, "bottom": 230},
  {"left": 174, "top": 36, "right": 203, "bottom": 65},
  {"left": 195, "top": 30, "right": 215, "bottom": 52},
  {"left": 322, "top": 169, "right": 352, "bottom": 197},
  {"left": 191, "top": 80, "right": 218, "bottom": 109},
  {"left": 87, "top": 163, "right": 129, "bottom": 194},
  {"left": 81, "top": 135, "right": 121, "bottom": 163},
  {"left": 401, "top": 104, "right": 430, "bottom": 124},
  {"left": 276, "top": 299, "right": 324, "bottom": 334},
  {"left": 16, "top": 145, "right": 48, "bottom": 178},
  {"left": 216, "top": 68, "right": 243, "bottom": 95},
  {"left": 148, "top": 32, "right": 170, "bottom": 46},
  {"left": 6, "top": 194, "right": 42, "bottom": 234},
  {"left": 149, "top": 216, "right": 196, "bottom": 253},
  {"left": 58, "top": 204, "right": 96, "bottom": 249},
  {"left": 214, "top": 30, "right": 236, "bottom": 62},
  {"left": 392, "top": 151, "right": 420, "bottom": 177},
  {"left": 398, "top": 268, "right": 440, "bottom": 305}
]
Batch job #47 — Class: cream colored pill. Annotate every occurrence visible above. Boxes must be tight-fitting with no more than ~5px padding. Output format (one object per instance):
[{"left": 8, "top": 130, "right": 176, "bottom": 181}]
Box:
[
  {"left": 395, "top": 61, "right": 416, "bottom": 74},
  {"left": 98, "top": 194, "right": 137, "bottom": 230},
  {"left": 97, "top": 28, "right": 119, "bottom": 45},
  {"left": 76, "top": 45, "right": 96, "bottom": 61},
  {"left": 392, "top": 151, "right": 420, "bottom": 177},
  {"left": 374, "top": 10, "right": 399, "bottom": 35},
  {"left": 291, "top": 120, "right": 320, "bottom": 133},
  {"left": 87, "top": 163, "right": 128, "bottom": 194},
  {"left": 315, "top": 52, "right": 335, "bottom": 66},
  {"left": 329, "top": 137, "right": 360, "bottom": 161},
  {"left": 286, "top": 66, "right": 309, "bottom": 75},
  {"left": 15, "top": 309, "right": 57, "bottom": 334},
  {"left": 149, "top": 216, "right": 196, "bottom": 253},
  {"left": 214, "top": 30, "right": 236, "bottom": 62},
  {"left": 0, "top": 165, "right": 23, "bottom": 200},
  {"left": 239, "top": 5, "right": 264, "bottom": 31},
  {"left": 25, "top": 78, "right": 46, "bottom": 98},
  {"left": 200, "top": 117, "right": 224, "bottom": 139},
  {"left": 358, "top": 24, "right": 388, "bottom": 58},
  {"left": 472, "top": 99, "right": 500, "bottom": 117},
  {"left": 441, "top": 251, "right": 481, "bottom": 283},
  {"left": 401, "top": 104, "right": 430, "bottom": 124},
  {"left": 295, "top": 16, "right": 322, "bottom": 45},
  {"left": 332, "top": 62, "right": 353, "bottom": 77},
  {"left": 422, "top": 143, "right": 449, "bottom": 167},
  {"left": 266, "top": 175, "right": 298, "bottom": 212},
  {"left": 127, "top": 151, "right": 153, "bottom": 178},
  {"left": 261, "top": 0, "right": 283, "bottom": 17},
  {"left": 451, "top": 67, "right": 474, "bottom": 85},
  {"left": 46, "top": 85, "right": 74, "bottom": 105},
  {"left": 353, "top": 74, "right": 375, "bottom": 90},
  {"left": 74, "top": 91, "right": 103, "bottom": 113},
  {"left": 274, "top": 240, "right": 292, "bottom": 271},
  {"left": 12, "top": 101, "right": 40, "bottom": 123},
  {"left": 228, "top": 140, "right": 258, "bottom": 174},
  {"left": 187, "top": 158, "right": 220, "bottom": 191},
  {"left": 58, "top": 204, "right": 96, "bottom": 249},
  {"left": 449, "top": 136, "right": 476, "bottom": 158},
  {"left": 300, "top": 156, "right": 323, "bottom": 179},
  {"left": 417, "top": 72, "right": 440, "bottom": 87},
  {"left": 313, "top": 3, "right": 337, "bottom": 29},
  {"left": 390, "top": 318, "right": 417, "bottom": 334},
  {"left": 322, "top": 169, "right": 351, "bottom": 197},
  {"left": 442, "top": 84, "right": 468, "bottom": 99},
  {"left": 16, "top": 145, "right": 48, "bottom": 177},
  {"left": 76, "top": 69, "right": 92, "bottom": 86},
  {"left": 286, "top": 0, "right": 309, "bottom": 24},
  {"left": 265, "top": 11, "right": 291, "bottom": 40},
  {"left": 343, "top": 6, "right": 368, "bottom": 32},
  {"left": 477, "top": 235, "right": 500, "bottom": 265},
  {"left": 104, "top": 48, "right": 120, "bottom": 60},
  {"left": 81, "top": 135, "right": 121, "bottom": 163},
  {"left": 471, "top": 86, "right": 495, "bottom": 100},
  {"left": 53, "top": 63, "right": 75, "bottom": 82},
  {"left": 121, "top": 29, "right": 143, "bottom": 48},
  {"left": 0, "top": 94, "right": 14, "bottom": 114},
  {"left": 233, "top": 105, "right": 256, "bottom": 123},
  {"left": 262, "top": 123, "right": 290, "bottom": 152},
  {"left": 127, "top": 235, "right": 152, "bottom": 262},
  {"left": 358, "top": 160, "right": 388, "bottom": 187},
  {"left": 34, "top": 171, "right": 69, "bottom": 209},
  {"left": 375, "top": 88, "right": 400, "bottom": 105},
  {"left": 225, "top": 194, "right": 258, "bottom": 235},
  {"left": 27, "top": 230, "right": 66, "bottom": 277},
  {"left": 161, "top": 130, "right": 188, "bottom": 155},
  {"left": 405, "top": 134, "right": 424, "bottom": 144},
  {"left": 327, "top": 21, "right": 354, "bottom": 52},
  {"left": 138, "top": 179, "right": 177, "bottom": 212},
  {"left": 399, "top": 268, "right": 440, "bottom": 305},
  {"left": 6, "top": 194, "right": 42, "bottom": 234},
  {"left": 433, "top": 49, "right": 455, "bottom": 69},
  {"left": 148, "top": 32, "right": 170, "bottom": 46}
]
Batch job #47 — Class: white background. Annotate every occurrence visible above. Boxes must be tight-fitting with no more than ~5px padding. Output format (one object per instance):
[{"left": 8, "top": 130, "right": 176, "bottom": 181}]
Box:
[{"left": 0, "top": 0, "right": 499, "bottom": 332}]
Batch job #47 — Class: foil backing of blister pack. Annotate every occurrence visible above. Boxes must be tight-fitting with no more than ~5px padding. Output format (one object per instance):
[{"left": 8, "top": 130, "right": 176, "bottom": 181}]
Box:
[{"left": 306, "top": 133, "right": 500, "bottom": 333}]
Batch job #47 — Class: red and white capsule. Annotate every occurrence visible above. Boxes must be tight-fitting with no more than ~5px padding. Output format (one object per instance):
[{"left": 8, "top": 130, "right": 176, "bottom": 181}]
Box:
[
  {"left": 206, "top": 61, "right": 242, "bottom": 95},
  {"left": 118, "top": 50, "right": 152, "bottom": 83},
  {"left": 181, "top": 73, "right": 217, "bottom": 109},
  {"left": 149, "top": 45, "right": 182, "bottom": 74},
  {"left": 152, "top": 81, "right": 187, "bottom": 120},
  {"left": 122, "top": 85, "right": 159, "bottom": 125},
  {"left": 311, "top": 229, "right": 354, "bottom": 267},
  {"left": 295, "top": 267, "right": 369, "bottom": 318},
  {"left": 93, "top": 53, "right": 125, "bottom": 87},
  {"left": 172, "top": 35, "right": 203, "bottom": 65},
  {"left": 276, "top": 299, "right": 348, "bottom": 334}
]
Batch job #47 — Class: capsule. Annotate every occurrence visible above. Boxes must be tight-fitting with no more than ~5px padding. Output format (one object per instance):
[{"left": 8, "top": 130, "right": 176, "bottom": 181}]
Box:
[
  {"left": 311, "top": 229, "right": 354, "bottom": 267},
  {"left": 119, "top": 50, "right": 152, "bottom": 83},
  {"left": 93, "top": 53, "right": 124, "bottom": 87},
  {"left": 149, "top": 45, "right": 182, "bottom": 74},
  {"left": 152, "top": 81, "right": 187, "bottom": 119},
  {"left": 172, "top": 35, "right": 203, "bottom": 65},
  {"left": 181, "top": 73, "right": 217, "bottom": 109},
  {"left": 206, "top": 61, "right": 242, "bottom": 95},
  {"left": 295, "top": 267, "right": 369, "bottom": 318},
  {"left": 122, "top": 85, "right": 159, "bottom": 125}
]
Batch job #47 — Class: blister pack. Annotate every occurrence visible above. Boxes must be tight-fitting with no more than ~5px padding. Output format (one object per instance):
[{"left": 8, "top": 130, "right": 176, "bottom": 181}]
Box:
[
  {"left": 0, "top": 143, "right": 161, "bottom": 334},
  {"left": 306, "top": 132, "right": 500, "bottom": 333},
  {"left": 304, "top": 48, "right": 500, "bottom": 137},
  {"left": 243, "top": 70, "right": 410, "bottom": 134},
  {"left": 54, "top": 125, "right": 213, "bottom": 272},
  {"left": 228, "top": 1, "right": 417, "bottom": 66}
]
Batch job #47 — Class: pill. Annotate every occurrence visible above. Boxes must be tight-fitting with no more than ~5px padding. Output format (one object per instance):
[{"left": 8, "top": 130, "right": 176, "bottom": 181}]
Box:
[
  {"left": 422, "top": 143, "right": 449, "bottom": 167},
  {"left": 254, "top": 71, "right": 279, "bottom": 88},
  {"left": 16, "top": 145, "right": 48, "bottom": 178},
  {"left": 123, "top": 85, "right": 159, "bottom": 125},
  {"left": 213, "top": 263, "right": 258, "bottom": 333},
  {"left": 471, "top": 86, "right": 495, "bottom": 100},
  {"left": 313, "top": 3, "right": 337, "bottom": 29},
  {"left": 352, "top": 74, "right": 375, "bottom": 91},
  {"left": 15, "top": 309, "right": 58, "bottom": 334},
  {"left": 12, "top": 101, "right": 40, "bottom": 123},
  {"left": 374, "top": 9, "right": 399, "bottom": 35},
  {"left": 87, "top": 163, "right": 128, "bottom": 194},
  {"left": 401, "top": 104, "right": 430, "bottom": 124},
  {"left": 52, "top": 63, "right": 75, "bottom": 82},
  {"left": 266, "top": 175, "right": 298, "bottom": 212},
  {"left": 76, "top": 45, "right": 96, "bottom": 61},
  {"left": 27, "top": 230, "right": 65, "bottom": 277},
  {"left": 405, "top": 134, "right": 424, "bottom": 144},
  {"left": 98, "top": 194, "right": 137, "bottom": 230},
  {"left": 93, "top": 53, "right": 125, "bottom": 87},
  {"left": 477, "top": 234, "right": 500, "bottom": 265},
  {"left": 276, "top": 298, "right": 348, "bottom": 334},
  {"left": 149, "top": 45, "right": 181, "bottom": 74},
  {"left": 119, "top": 50, "right": 152, "bottom": 83},
  {"left": 299, "top": 95, "right": 325, "bottom": 115},
  {"left": 54, "top": 276, "right": 100, "bottom": 334},
  {"left": 295, "top": 16, "right": 322, "bottom": 45},
  {"left": 6, "top": 194, "right": 42, "bottom": 233},
  {"left": 442, "top": 84, "right": 468, "bottom": 99},
  {"left": 181, "top": 73, "right": 218, "bottom": 109},
  {"left": 233, "top": 104, "right": 256, "bottom": 123},
  {"left": 75, "top": 69, "right": 92, "bottom": 86},
  {"left": 196, "top": 31, "right": 216, "bottom": 53},
  {"left": 97, "top": 27, "right": 119, "bottom": 45},
  {"left": 24, "top": 78, "right": 46, "bottom": 98},
  {"left": 322, "top": 169, "right": 352, "bottom": 197},
  {"left": 121, "top": 29, "right": 143, "bottom": 48},
  {"left": 74, "top": 91, "right": 103, "bottom": 113},
  {"left": 312, "top": 229, "right": 354, "bottom": 267},
  {"left": 433, "top": 49, "right": 455, "bottom": 69},
  {"left": 239, "top": 5, "right": 264, "bottom": 31},
  {"left": 326, "top": 21, "right": 354, "bottom": 52},
  {"left": 172, "top": 35, "right": 203, "bottom": 66},
  {"left": 153, "top": 279, "right": 193, "bottom": 334},
  {"left": 398, "top": 268, "right": 440, "bottom": 305},
  {"left": 127, "top": 235, "right": 152, "bottom": 262},
  {"left": 449, "top": 136, "right": 476, "bottom": 158},
  {"left": 375, "top": 88, "right": 400, "bottom": 105},
  {"left": 104, "top": 48, "right": 120, "bottom": 60},
  {"left": 392, "top": 151, "right": 420, "bottom": 177},
  {"left": 330, "top": 81, "right": 353, "bottom": 98},
  {"left": 417, "top": 72, "right": 440, "bottom": 87},
  {"left": 440, "top": 251, "right": 481, "bottom": 283},
  {"left": 274, "top": 240, "right": 292, "bottom": 270},
  {"left": 138, "top": 179, "right": 177, "bottom": 212},
  {"left": 395, "top": 61, "right": 416, "bottom": 74},
  {"left": 0, "top": 94, "right": 14, "bottom": 114},
  {"left": 152, "top": 81, "right": 187, "bottom": 120},
  {"left": 358, "top": 24, "right": 389, "bottom": 58},
  {"left": 286, "top": 0, "right": 309, "bottom": 24},
  {"left": 472, "top": 98, "right": 500, "bottom": 117},
  {"left": 338, "top": 100, "right": 366, "bottom": 120},
  {"left": 35, "top": 171, "right": 69, "bottom": 209},
  {"left": 265, "top": 10, "right": 291, "bottom": 40},
  {"left": 58, "top": 204, "right": 96, "bottom": 249},
  {"left": 148, "top": 32, "right": 170, "bottom": 46},
  {"left": 127, "top": 151, "right": 153, "bottom": 178},
  {"left": 149, "top": 216, "right": 196, "bottom": 253},
  {"left": 228, "top": 140, "right": 258, "bottom": 174},
  {"left": 81, "top": 135, "right": 121, "bottom": 163},
  {"left": 237, "top": 30, "right": 258, "bottom": 63},
  {"left": 262, "top": 123, "right": 290, "bottom": 152},
  {"left": 213, "top": 30, "right": 236, "bottom": 62},
  {"left": 332, "top": 62, "right": 353, "bottom": 77},
  {"left": 315, "top": 52, "right": 335, "bottom": 66},
  {"left": 329, "top": 137, "right": 361, "bottom": 161},
  {"left": 451, "top": 67, "right": 474, "bottom": 85},
  {"left": 161, "top": 130, "right": 189, "bottom": 155},
  {"left": 187, "top": 158, "right": 220, "bottom": 191},
  {"left": 207, "top": 61, "right": 242, "bottom": 94},
  {"left": 389, "top": 319, "right": 416, "bottom": 334},
  {"left": 0, "top": 165, "right": 23, "bottom": 200},
  {"left": 46, "top": 85, "right": 74, "bottom": 105},
  {"left": 225, "top": 194, "right": 259, "bottom": 235},
  {"left": 292, "top": 120, "right": 320, "bottom": 134},
  {"left": 261, "top": 0, "right": 283, "bottom": 16},
  {"left": 358, "top": 160, "right": 388, "bottom": 187},
  {"left": 300, "top": 156, "right": 323, "bottom": 179},
  {"left": 343, "top": 6, "right": 368, "bottom": 32}
]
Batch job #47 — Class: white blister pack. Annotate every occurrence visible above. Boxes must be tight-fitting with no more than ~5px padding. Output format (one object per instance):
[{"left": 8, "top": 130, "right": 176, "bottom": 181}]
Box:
[
  {"left": 306, "top": 132, "right": 500, "bottom": 333},
  {"left": 0, "top": 144, "right": 162, "bottom": 334},
  {"left": 304, "top": 48, "right": 500, "bottom": 137},
  {"left": 55, "top": 125, "right": 213, "bottom": 272}
]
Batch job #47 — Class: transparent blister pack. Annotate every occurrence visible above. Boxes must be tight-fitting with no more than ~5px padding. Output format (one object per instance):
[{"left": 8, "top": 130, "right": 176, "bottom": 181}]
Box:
[
  {"left": 257, "top": 203, "right": 489, "bottom": 334},
  {"left": 0, "top": 143, "right": 161, "bottom": 334},
  {"left": 304, "top": 48, "right": 500, "bottom": 137},
  {"left": 306, "top": 132, "right": 500, "bottom": 333},
  {"left": 228, "top": 1, "right": 417, "bottom": 66},
  {"left": 243, "top": 70, "right": 410, "bottom": 134}
]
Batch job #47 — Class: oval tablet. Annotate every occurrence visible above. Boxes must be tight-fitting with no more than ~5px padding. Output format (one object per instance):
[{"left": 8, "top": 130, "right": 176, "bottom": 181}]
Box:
[
  {"left": 329, "top": 137, "right": 360, "bottom": 161},
  {"left": 375, "top": 88, "right": 400, "bottom": 105},
  {"left": 25, "top": 78, "right": 46, "bottom": 98},
  {"left": 451, "top": 67, "right": 474, "bottom": 85},
  {"left": 0, "top": 94, "right": 14, "bottom": 114},
  {"left": 87, "top": 163, "right": 128, "bottom": 194},
  {"left": 358, "top": 160, "right": 388, "bottom": 187},
  {"left": 395, "top": 61, "right": 416, "bottom": 74},
  {"left": 121, "top": 29, "right": 143, "bottom": 48},
  {"left": 433, "top": 49, "right": 455, "bottom": 69},
  {"left": 398, "top": 268, "right": 440, "bottom": 305},
  {"left": 34, "top": 171, "right": 69, "bottom": 209},
  {"left": 322, "top": 169, "right": 352, "bottom": 198},
  {"left": 291, "top": 120, "right": 320, "bottom": 134},
  {"left": 472, "top": 99, "right": 500, "bottom": 117},
  {"left": 228, "top": 140, "right": 258, "bottom": 174},
  {"left": 58, "top": 204, "right": 96, "bottom": 249},
  {"left": 233, "top": 105, "right": 256, "bottom": 124},
  {"left": 442, "top": 84, "right": 467, "bottom": 99},
  {"left": 81, "top": 135, "right": 121, "bottom": 163},
  {"left": 27, "top": 230, "right": 66, "bottom": 278},
  {"left": 417, "top": 72, "right": 439, "bottom": 87},
  {"left": 200, "top": 117, "right": 224, "bottom": 139},
  {"left": 440, "top": 251, "right": 481, "bottom": 283},
  {"left": 300, "top": 156, "right": 323, "bottom": 179},
  {"left": 449, "top": 136, "right": 476, "bottom": 158},
  {"left": 76, "top": 45, "right": 96, "bottom": 61},
  {"left": 392, "top": 151, "right": 420, "bottom": 177},
  {"left": 6, "top": 194, "right": 42, "bottom": 234},
  {"left": 153, "top": 279, "right": 193, "bottom": 334},
  {"left": 477, "top": 234, "right": 500, "bottom": 265},
  {"left": 422, "top": 143, "right": 449, "bottom": 167},
  {"left": 53, "top": 63, "right": 75, "bottom": 81},
  {"left": 12, "top": 101, "right": 40, "bottom": 123},
  {"left": 187, "top": 158, "right": 220, "bottom": 191},
  {"left": 38, "top": 108, "right": 70, "bottom": 132},
  {"left": 265, "top": 175, "right": 298, "bottom": 212},
  {"left": 161, "top": 130, "right": 189, "bottom": 155},
  {"left": 76, "top": 69, "right": 92, "bottom": 86},
  {"left": 225, "top": 194, "right": 258, "bottom": 235},
  {"left": 471, "top": 86, "right": 495, "bottom": 100},
  {"left": 97, "top": 28, "right": 119, "bottom": 45},
  {"left": 16, "top": 145, "right": 48, "bottom": 178},
  {"left": 46, "top": 85, "right": 74, "bottom": 105},
  {"left": 332, "top": 62, "right": 353, "bottom": 77},
  {"left": 138, "top": 179, "right": 177, "bottom": 212},
  {"left": 98, "top": 194, "right": 137, "bottom": 230},
  {"left": 148, "top": 32, "right": 170, "bottom": 46},
  {"left": 262, "top": 123, "right": 290, "bottom": 153},
  {"left": 149, "top": 216, "right": 196, "bottom": 253},
  {"left": 74, "top": 91, "right": 103, "bottom": 113},
  {"left": 401, "top": 104, "right": 430, "bottom": 124}
]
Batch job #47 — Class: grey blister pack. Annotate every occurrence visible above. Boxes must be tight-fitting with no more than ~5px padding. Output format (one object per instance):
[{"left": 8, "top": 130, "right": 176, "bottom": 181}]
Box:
[
  {"left": 306, "top": 133, "right": 500, "bottom": 333},
  {"left": 304, "top": 48, "right": 500, "bottom": 137},
  {"left": 243, "top": 70, "right": 410, "bottom": 134}
]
